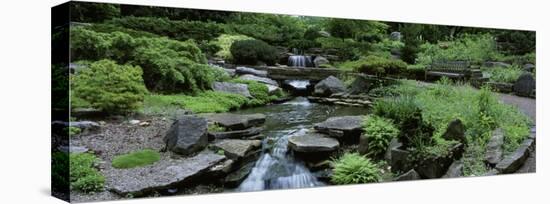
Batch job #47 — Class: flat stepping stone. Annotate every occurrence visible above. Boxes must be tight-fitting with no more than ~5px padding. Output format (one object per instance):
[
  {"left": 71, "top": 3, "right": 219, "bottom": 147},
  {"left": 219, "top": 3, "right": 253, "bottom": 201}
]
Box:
[
  {"left": 108, "top": 150, "right": 225, "bottom": 197},
  {"left": 206, "top": 113, "right": 266, "bottom": 130},
  {"left": 314, "top": 116, "right": 363, "bottom": 143},
  {"left": 288, "top": 133, "right": 339, "bottom": 153},
  {"left": 213, "top": 139, "right": 262, "bottom": 160},
  {"left": 208, "top": 127, "right": 263, "bottom": 140},
  {"left": 495, "top": 138, "right": 535, "bottom": 174}
]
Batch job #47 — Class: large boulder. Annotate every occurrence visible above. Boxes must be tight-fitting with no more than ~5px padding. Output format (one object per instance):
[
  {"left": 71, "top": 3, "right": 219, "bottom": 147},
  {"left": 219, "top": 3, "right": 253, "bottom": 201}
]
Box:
[
  {"left": 495, "top": 138, "right": 535, "bottom": 174},
  {"left": 206, "top": 113, "right": 266, "bottom": 131},
  {"left": 265, "top": 84, "right": 282, "bottom": 94},
  {"left": 314, "top": 116, "right": 363, "bottom": 143},
  {"left": 238, "top": 74, "right": 278, "bottom": 86},
  {"left": 235, "top": 67, "right": 268, "bottom": 77},
  {"left": 288, "top": 133, "right": 340, "bottom": 153},
  {"left": 414, "top": 143, "right": 464, "bottom": 179},
  {"left": 442, "top": 160, "right": 463, "bottom": 178},
  {"left": 485, "top": 128, "right": 504, "bottom": 166},
  {"left": 224, "top": 161, "right": 255, "bottom": 188},
  {"left": 109, "top": 151, "right": 226, "bottom": 197},
  {"left": 212, "top": 139, "right": 262, "bottom": 161},
  {"left": 212, "top": 82, "right": 252, "bottom": 98},
  {"left": 313, "top": 56, "right": 330, "bottom": 68},
  {"left": 442, "top": 119, "right": 466, "bottom": 144},
  {"left": 313, "top": 76, "right": 346, "bottom": 96},
  {"left": 513, "top": 72, "right": 536, "bottom": 97},
  {"left": 347, "top": 75, "right": 372, "bottom": 95},
  {"left": 164, "top": 116, "right": 209, "bottom": 155},
  {"left": 394, "top": 169, "right": 420, "bottom": 181},
  {"left": 389, "top": 32, "right": 402, "bottom": 41}
]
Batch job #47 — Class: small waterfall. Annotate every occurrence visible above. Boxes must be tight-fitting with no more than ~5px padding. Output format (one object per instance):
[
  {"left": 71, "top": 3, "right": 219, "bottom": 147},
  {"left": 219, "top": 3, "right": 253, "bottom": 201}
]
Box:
[
  {"left": 288, "top": 55, "right": 313, "bottom": 67},
  {"left": 286, "top": 80, "right": 310, "bottom": 90},
  {"left": 238, "top": 128, "right": 322, "bottom": 192}
]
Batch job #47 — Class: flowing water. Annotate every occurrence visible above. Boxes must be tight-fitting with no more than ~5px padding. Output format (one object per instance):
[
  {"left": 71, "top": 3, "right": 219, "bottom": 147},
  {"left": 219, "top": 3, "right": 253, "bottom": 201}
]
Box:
[
  {"left": 288, "top": 55, "right": 313, "bottom": 67},
  {"left": 231, "top": 97, "right": 369, "bottom": 192}
]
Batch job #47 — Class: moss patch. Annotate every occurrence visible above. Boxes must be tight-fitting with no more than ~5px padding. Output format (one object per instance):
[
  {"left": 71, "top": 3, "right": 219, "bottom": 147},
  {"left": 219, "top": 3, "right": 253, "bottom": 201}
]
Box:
[{"left": 112, "top": 149, "right": 161, "bottom": 169}]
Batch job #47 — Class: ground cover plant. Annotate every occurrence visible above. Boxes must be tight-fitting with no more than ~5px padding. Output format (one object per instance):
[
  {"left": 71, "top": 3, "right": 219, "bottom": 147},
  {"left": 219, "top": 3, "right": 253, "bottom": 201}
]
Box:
[
  {"left": 331, "top": 153, "right": 383, "bottom": 185},
  {"left": 70, "top": 153, "right": 105, "bottom": 193},
  {"left": 112, "top": 149, "right": 161, "bottom": 169}
]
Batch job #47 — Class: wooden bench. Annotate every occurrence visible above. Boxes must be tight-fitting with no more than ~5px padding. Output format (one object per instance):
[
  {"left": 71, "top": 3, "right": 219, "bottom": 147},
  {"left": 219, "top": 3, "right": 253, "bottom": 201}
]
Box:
[{"left": 425, "top": 61, "right": 471, "bottom": 81}]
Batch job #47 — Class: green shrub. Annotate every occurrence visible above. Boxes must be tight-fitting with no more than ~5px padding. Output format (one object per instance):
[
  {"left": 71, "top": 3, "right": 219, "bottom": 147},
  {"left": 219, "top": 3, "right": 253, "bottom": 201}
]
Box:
[
  {"left": 230, "top": 79, "right": 281, "bottom": 106},
  {"left": 88, "top": 23, "right": 160, "bottom": 38},
  {"left": 106, "top": 16, "right": 225, "bottom": 41},
  {"left": 70, "top": 2, "right": 120, "bottom": 23},
  {"left": 227, "top": 13, "right": 306, "bottom": 46},
  {"left": 373, "top": 96, "right": 434, "bottom": 148},
  {"left": 339, "top": 56, "right": 407, "bottom": 76},
  {"left": 68, "top": 127, "right": 81, "bottom": 136},
  {"left": 288, "top": 39, "right": 320, "bottom": 51},
  {"left": 315, "top": 37, "right": 368, "bottom": 61},
  {"left": 52, "top": 152, "right": 70, "bottom": 192},
  {"left": 112, "top": 149, "right": 161, "bottom": 169},
  {"left": 71, "top": 60, "right": 148, "bottom": 113},
  {"left": 70, "top": 153, "right": 105, "bottom": 193},
  {"left": 143, "top": 91, "right": 249, "bottom": 114},
  {"left": 230, "top": 39, "right": 278, "bottom": 65},
  {"left": 417, "top": 34, "right": 502, "bottom": 65},
  {"left": 362, "top": 115, "right": 400, "bottom": 157},
  {"left": 486, "top": 65, "right": 523, "bottom": 83},
  {"left": 211, "top": 34, "right": 254, "bottom": 61},
  {"left": 331, "top": 153, "right": 382, "bottom": 184}
]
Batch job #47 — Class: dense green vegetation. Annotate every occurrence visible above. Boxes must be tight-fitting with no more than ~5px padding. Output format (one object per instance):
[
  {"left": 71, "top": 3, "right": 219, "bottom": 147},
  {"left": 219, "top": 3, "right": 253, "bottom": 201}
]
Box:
[
  {"left": 373, "top": 79, "right": 532, "bottom": 175},
  {"left": 361, "top": 115, "right": 400, "bottom": 157},
  {"left": 331, "top": 153, "right": 382, "bottom": 184},
  {"left": 71, "top": 60, "right": 148, "bottom": 113},
  {"left": 230, "top": 39, "right": 278, "bottom": 65},
  {"left": 112, "top": 149, "right": 161, "bottom": 169},
  {"left": 143, "top": 91, "right": 249, "bottom": 114},
  {"left": 70, "top": 153, "right": 105, "bottom": 193}
]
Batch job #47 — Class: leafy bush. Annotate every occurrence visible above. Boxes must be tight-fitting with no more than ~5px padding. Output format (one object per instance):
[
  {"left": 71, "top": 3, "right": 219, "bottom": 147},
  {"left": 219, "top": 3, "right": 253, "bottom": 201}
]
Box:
[
  {"left": 52, "top": 152, "right": 70, "bottom": 192},
  {"left": 227, "top": 13, "right": 306, "bottom": 46},
  {"left": 373, "top": 96, "right": 434, "bottom": 148},
  {"left": 339, "top": 55, "right": 407, "bottom": 76},
  {"left": 106, "top": 16, "right": 225, "bottom": 42},
  {"left": 486, "top": 65, "right": 523, "bottom": 83},
  {"left": 88, "top": 23, "right": 159, "bottom": 38},
  {"left": 112, "top": 149, "right": 161, "bottom": 169},
  {"left": 417, "top": 34, "right": 501, "bottom": 65},
  {"left": 288, "top": 39, "right": 320, "bottom": 51},
  {"left": 143, "top": 91, "right": 249, "bottom": 114},
  {"left": 316, "top": 37, "right": 368, "bottom": 61},
  {"left": 230, "top": 39, "right": 278, "bottom": 65},
  {"left": 331, "top": 153, "right": 382, "bottom": 184},
  {"left": 362, "top": 115, "right": 400, "bottom": 157},
  {"left": 378, "top": 80, "right": 532, "bottom": 175},
  {"left": 70, "top": 2, "right": 120, "bottom": 23},
  {"left": 71, "top": 60, "right": 148, "bottom": 113},
  {"left": 210, "top": 34, "right": 254, "bottom": 61},
  {"left": 70, "top": 153, "right": 105, "bottom": 193}
]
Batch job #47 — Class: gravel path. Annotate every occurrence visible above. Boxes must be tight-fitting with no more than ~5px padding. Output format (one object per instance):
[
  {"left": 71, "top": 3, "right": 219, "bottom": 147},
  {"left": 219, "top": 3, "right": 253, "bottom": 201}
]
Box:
[
  {"left": 498, "top": 93, "right": 536, "bottom": 123},
  {"left": 497, "top": 93, "right": 536, "bottom": 173}
]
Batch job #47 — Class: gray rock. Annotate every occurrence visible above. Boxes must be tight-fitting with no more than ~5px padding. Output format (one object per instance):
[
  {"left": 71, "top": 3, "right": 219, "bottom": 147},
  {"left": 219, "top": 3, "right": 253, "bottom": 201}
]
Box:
[
  {"left": 484, "top": 61, "right": 511, "bottom": 68},
  {"left": 389, "top": 32, "right": 402, "bottom": 41},
  {"left": 265, "top": 84, "right": 282, "bottom": 94},
  {"left": 224, "top": 162, "right": 255, "bottom": 187},
  {"left": 312, "top": 168, "right": 333, "bottom": 182},
  {"left": 223, "top": 68, "right": 236, "bottom": 77},
  {"left": 314, "top": 116, "right": 363, "bottom": 143},
  {"left": 513, "top": 72, "right": 536, "bottom": 97},
  {"left": 208, "top": 127, "right": 263, "bottom": 140},
  {"left": 414, "top": 143, "right": 464, "bottom": 179},
  {"left": 485, "top": 128, "right": 504, "bottom": 166},
  {"left": 235, "top": 67, "right": 268, "bottom": 77},
  {"left": 288, "top": 133, "right": 340, "bottom": 153},
  {"left": 313, "top": 56, "right": 330, "bottom": 68},
  {"left": 206, "top": 113, "right": 266, "bottom": 130},
  {"left": 318, "top": 31, "right": 331, "bottom": 37},
  {"left": 442, "top": 160, "right": 463, "bottom": 178},
  {"left": 523, "top": 64, "right": 535, "bottom": 72},
  {"left": 442, "top": 119, "right": 466, "bottom": 144},
  {"left": 109, "top": 150, "right": 226, "bottom": 197},
  {"left": 384, "top": 138, "right": 403, "bottom": 161},
  {"left": 238, "top": 74, "right": 278, "bottom": 86},
  {"left": 358, "top": 134, "right": 369, "bottom": 155},
  {"left": 394, "top": 169, "right": 421, "bottom": 181},
  {"left": 484, "top": 169, "right": 499, "bottom": 176},
  {"left": 58, "top": 145, "right": 89, "bottom": 154},
  {"left": 164, "top": 116, "right": 209, "bottom": 156},
  {"left": 208, "top": 159, "right": 235, "bottom": 177},
  {"left": 69, "top": 121, "right": 100, "bottom": 131},
  {"left": 348, "top": 75, "right": 371, "bottom": 95},
  {"left": 313, "top": 76, "right": 346, "bottom": 96},
  {"left": 496, "top": 138, "right": 535, "bottom": 174},
  {"left": 389, "top": 147, "right": 412, "bottom": 174},
  {"left": 212, "top": 82, "right": 252, "bottom": 98},
  {"left": 212, "top": 139, "right": 262, "bottom": 161}
]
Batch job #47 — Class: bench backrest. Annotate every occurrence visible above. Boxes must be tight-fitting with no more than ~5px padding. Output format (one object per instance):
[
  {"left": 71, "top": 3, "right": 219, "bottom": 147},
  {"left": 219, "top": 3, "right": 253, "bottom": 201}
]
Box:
[{"left": 429, "top": 61, "right": 470, "bottom": 73}]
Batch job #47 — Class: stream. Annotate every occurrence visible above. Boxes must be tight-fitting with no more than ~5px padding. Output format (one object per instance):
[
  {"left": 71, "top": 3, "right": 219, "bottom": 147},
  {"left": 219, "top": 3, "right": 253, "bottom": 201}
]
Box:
[{"left": 230, "top": 97, "right": 369, "bottom": 192}]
